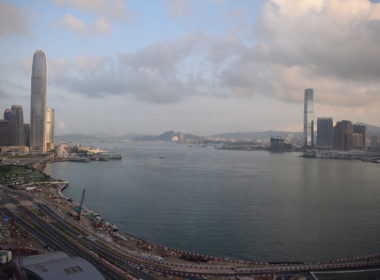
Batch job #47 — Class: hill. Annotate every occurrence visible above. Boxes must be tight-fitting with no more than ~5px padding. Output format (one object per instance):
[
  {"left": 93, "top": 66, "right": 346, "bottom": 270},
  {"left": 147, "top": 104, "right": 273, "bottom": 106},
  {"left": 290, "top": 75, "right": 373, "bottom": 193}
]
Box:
[
  {"left": 133, "top": 131, "right": 203, "bottom": 143},
  {"left": 211, "top": 130, "right": 303, "bottom": 140}
]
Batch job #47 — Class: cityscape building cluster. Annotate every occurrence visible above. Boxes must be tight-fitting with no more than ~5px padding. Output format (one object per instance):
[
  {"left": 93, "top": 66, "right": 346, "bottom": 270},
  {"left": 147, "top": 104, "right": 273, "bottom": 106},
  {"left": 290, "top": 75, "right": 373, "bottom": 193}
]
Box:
[
  {"left": 0, "top": 50, "right": 54, "bottom": 152},
  {"left": 303, "top": 89, "right": 367, "bottom": 151}
]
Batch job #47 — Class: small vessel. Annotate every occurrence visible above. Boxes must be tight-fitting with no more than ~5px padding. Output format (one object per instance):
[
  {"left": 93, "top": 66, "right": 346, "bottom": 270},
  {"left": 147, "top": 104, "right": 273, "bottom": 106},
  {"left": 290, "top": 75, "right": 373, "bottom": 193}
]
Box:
[{"left": 159, "top": 155, "right": 165, "bottom": 159}]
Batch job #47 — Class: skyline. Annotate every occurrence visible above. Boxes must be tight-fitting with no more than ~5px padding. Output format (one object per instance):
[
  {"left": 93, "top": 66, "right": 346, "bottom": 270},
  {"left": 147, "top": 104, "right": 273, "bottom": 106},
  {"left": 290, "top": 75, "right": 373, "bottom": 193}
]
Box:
[{"left": 1, "top": 0, "right": 380, "bottom": 136}]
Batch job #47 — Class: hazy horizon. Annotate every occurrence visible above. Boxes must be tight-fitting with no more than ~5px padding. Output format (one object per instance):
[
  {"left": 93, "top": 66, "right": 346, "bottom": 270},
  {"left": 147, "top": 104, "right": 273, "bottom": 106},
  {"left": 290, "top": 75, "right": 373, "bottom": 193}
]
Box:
[{"left": 1, "top": 0, "right": 380, "bottom": 136}]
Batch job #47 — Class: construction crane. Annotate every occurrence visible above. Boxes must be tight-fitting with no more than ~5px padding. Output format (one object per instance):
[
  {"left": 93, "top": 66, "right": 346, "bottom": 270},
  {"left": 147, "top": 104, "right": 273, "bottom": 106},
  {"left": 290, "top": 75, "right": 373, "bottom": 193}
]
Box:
[{"left": 77, "top": 189, "right": 85, "bottom": 220}]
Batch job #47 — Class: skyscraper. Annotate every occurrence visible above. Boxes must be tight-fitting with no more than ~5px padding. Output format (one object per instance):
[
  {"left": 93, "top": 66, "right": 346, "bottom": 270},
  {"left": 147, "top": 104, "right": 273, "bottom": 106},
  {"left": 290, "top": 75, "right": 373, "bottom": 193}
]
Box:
[
  {"left": 30, "top": 49, "right": 47, "bottom": 152},
  {"left": 317, "top": 117, "right": 333, "bottom": 149},
  {"left": 353, "top": 124, "right": 366, "bottom": 149},
  {"left": 46, "top": 107, "right": 55, "bottom": 150},
  {"left": 333, "top": 120, "right": 353, "bottom": 150},
  {"left": 9, "top": 105, "right": 24, "bottom": 146},
  {"left": 303, "top": 88, "right": 314, "bottom": 148},
  {"left": 24, "top": 124, "right": 30, "bottom": 147}
]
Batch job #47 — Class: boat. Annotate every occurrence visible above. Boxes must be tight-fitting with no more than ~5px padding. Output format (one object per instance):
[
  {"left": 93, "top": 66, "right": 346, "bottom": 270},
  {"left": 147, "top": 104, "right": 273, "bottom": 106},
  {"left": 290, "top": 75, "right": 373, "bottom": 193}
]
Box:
[{"left": 159, "top": 155, "right": 165, "bottom": 159}]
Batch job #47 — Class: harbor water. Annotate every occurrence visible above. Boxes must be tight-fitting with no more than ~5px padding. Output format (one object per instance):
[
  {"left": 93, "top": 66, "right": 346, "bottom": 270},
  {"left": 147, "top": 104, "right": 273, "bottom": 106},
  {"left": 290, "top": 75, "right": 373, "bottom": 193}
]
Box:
[{"left": 44, "top": 143, "right": 380, "bottom": 262}]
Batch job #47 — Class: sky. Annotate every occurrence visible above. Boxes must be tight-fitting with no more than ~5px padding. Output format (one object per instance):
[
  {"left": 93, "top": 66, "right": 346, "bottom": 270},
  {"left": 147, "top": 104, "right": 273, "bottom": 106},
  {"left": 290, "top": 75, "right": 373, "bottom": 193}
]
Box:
[{"left": 1, "top": 0, "right": 380, "bottom": 136}]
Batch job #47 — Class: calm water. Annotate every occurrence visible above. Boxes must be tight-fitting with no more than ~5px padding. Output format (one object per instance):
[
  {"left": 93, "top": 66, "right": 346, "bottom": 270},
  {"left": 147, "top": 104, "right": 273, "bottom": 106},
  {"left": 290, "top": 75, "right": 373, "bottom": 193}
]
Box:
[{"left": 45, "top": 143, "right": 380, "bottom": 262}]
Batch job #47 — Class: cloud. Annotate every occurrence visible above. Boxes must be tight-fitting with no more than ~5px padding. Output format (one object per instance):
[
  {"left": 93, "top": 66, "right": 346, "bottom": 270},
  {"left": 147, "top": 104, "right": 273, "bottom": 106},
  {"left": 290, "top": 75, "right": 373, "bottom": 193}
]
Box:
[
  {"left": 49, "top": 33, "right": 208, "bottom": 102},
  {"left": 50, "top": 0, "right": 380, "bottom": 109},
  {"left": 52, "top": 0, "right": 130, "bottom": 20},
  {"left": 217, "top": 0, "right": 380, "bottom": 107},
  {"left": 0, "top": 89, "right": 10, "bottom": 99},
  {"left": 0, "top": 1, "right": 30, "bottom": 38},
  {"left": 60, "top": 14, "right": 87, "bottom": 34},
  {"left": 164, "top": 0, "right": 227, "bottom": 19},
  {"left": 165, "top": 0, "right": 192, "bottom": 19},
  {"left": 252, "top": 0, "right": 380, "bottom": 82},
  {"left": 59, "top": 14, "right": 111, "bottom": 35},
  {"left": 53, "top": 0, "right": 131, "bottom": 36}
]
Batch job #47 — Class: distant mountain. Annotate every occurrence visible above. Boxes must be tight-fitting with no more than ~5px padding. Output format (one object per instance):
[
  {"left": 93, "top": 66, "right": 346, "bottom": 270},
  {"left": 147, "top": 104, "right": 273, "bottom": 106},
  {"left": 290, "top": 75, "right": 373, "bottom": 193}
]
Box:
[
  {"left": 133, "top": 131, "right": 203, "bottom": 143},
  {"left": 110, "top": 133, "right": 145, "bottom": 141},
  {"left": 211, "top": 130, "right": 303, "bottom": 140},
  {"left": 55, "top": 134, "right": 105, "bottom": 143}
]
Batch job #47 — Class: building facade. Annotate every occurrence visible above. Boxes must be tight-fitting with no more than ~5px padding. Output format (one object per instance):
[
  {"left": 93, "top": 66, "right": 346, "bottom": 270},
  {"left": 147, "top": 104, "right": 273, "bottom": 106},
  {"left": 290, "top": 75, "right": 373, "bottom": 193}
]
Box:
[
  {"left": 353, "top": 124, "right": 366, "bottom": 149},
  {"left": 9, "top": 105, "right": 24, "bottom": 146},
  {"left": 333, "top": 120, "right": 353, "bottom": 150},
  {"left": 0, "top": 120, "right": 9, "bottom": 146},
  {"left": 303, "top": 88, "right": 314, "bottom": 148},
  {"left": 30, "top": 50, "right": 48, "bottom": 152},
  {"left": 24, "top": 124, "right": 30, "bottom": 147},
  {"left": 46, "top": 107, "right": 55, "bottom": 150},
  {"left": 317, "top": 117, "right": 333, "bottom": 149},
  {"left": 3, "top": 109, "right": 11, "bottom": 121},
  {"left": 370, "top": 135, "right": 380, "bottom": 149},
  {"left": 352, "top": 133, "right": 363, "bottom": 149}
]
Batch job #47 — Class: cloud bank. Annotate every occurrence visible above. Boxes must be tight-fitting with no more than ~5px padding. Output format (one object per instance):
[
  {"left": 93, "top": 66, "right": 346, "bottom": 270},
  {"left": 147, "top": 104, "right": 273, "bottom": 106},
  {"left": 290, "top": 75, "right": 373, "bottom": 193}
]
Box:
[
  {"left": 53, "top": 0, "right": 132, "bottom": 36},
  {"left": 0, "top": 1, "right": 30, "bottom": 38},
  {"left": 47, "top": 0, "right": 380, "bottom": 108}
]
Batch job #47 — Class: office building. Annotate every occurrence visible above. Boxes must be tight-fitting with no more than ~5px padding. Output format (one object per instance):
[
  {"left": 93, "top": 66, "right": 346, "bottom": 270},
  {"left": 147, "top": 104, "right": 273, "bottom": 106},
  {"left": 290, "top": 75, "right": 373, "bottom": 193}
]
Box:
[
  {"left": 46, "top": 107, "right": 55, "bottom": 150},
  {"left": 0, "top": 120, "right": 9, "bottom": 146},
  {"left": 317, "top": 117, "right": 333, "bottom": 149},
  {"left": 9, "top": 105, "right": 24, "bottom": 146},
  {"left": 24, "top": 124, "right": 30, "bottom": 147},
  {"left": 30, "top": 49, "right": 48, "bottom": 152},
  {"left": 370, "top": 135, "right": 380, "bottom": 149},
  {"left": 333, "top": 120, "right": 353, "bottom": 150},
  {"left": 3, "top": 108, "right": 11, "bottom": 121},
  {"left": 353, "top": 124, "right": 366, "bottom": 149},
  {"left": 303, "top": 88, "right": 314, "bottom": 148},
  {"left": 352, "top": 133, "right": 363, "bottom": 149}
]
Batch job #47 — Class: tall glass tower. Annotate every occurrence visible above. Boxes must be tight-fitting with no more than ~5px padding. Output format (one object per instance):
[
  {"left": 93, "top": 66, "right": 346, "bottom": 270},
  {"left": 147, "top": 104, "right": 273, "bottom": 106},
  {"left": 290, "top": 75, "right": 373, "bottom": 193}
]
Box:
[
  {"left": 30, "top": 50, "right": 47, "bottom": 152},
  {"left": 303, "top": 88, "right": 314, "bottom": 148}
]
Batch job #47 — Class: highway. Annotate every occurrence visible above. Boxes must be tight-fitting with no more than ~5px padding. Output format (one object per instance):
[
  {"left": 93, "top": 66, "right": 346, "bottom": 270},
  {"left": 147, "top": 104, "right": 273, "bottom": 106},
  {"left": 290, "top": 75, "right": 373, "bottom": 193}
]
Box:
[{"left": 0, "top": 191, "right": 135, "bottom": 280}]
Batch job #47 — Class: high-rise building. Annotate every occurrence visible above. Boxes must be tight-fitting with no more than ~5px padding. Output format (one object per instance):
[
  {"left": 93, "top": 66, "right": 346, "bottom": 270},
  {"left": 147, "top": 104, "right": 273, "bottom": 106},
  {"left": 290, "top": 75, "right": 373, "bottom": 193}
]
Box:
[
  {"left": 0, "top": 120, "right": 9, "bottom": 146},
  {"left": 317, "top": 117, "right": 333, "bottom": 149},
  {"left": 24, "top": 124, "right": 30, "bottom": 147},
  {"left": 333, "top": 120, "right": 353, "bottom": 150},
  {"left": 9, "top": 105, "right": 24, "bottom": 146},
  {"left": 46, "top": 107, "right": 55, "bottom": 150},
  {"left": 353, "top": 124, "right": 366, "bottom": 149},
  {"left": 4, "top": 108, "right": 11, "bottom": 121},
  {"left": 303, "top": 88, "right": 314, "bottom": 148},
  {"left": 370, "top": 135, "right": 380, "bottom": 149},
  {"left": 30, "top": 49, "right": 48, "bottom": 152},
  {"left": 352, "top": 133, "right": 363, "bottom": 149}
]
